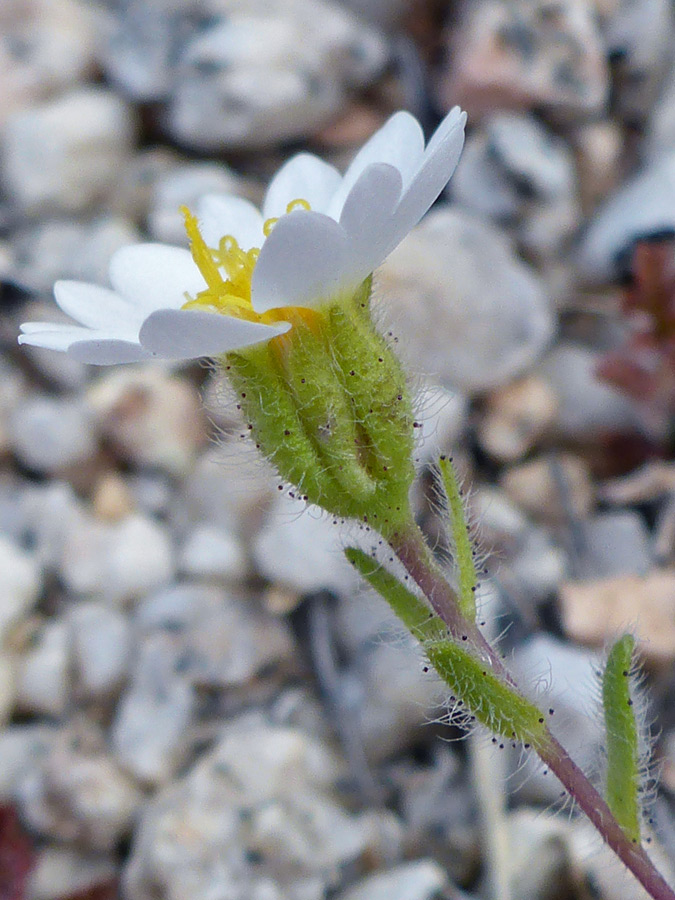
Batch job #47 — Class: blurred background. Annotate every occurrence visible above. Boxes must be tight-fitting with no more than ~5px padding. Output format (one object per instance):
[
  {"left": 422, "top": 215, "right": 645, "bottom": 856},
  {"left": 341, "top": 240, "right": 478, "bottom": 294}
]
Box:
[{"left": 0, "top": 1, "right": 674, "bottom": 898}]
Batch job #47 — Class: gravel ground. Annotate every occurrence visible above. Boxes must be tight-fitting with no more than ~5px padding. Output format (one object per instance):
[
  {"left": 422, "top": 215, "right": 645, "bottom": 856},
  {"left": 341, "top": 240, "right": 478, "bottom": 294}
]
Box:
[{"left": 0, "top": 1, "right": 674, "bottom": 899}]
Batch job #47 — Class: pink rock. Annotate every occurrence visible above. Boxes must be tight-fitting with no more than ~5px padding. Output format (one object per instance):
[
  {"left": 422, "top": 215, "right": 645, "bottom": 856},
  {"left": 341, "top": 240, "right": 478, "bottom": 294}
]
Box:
[{"left": 437, "top": 0, "right": 609, "bottom": 123}]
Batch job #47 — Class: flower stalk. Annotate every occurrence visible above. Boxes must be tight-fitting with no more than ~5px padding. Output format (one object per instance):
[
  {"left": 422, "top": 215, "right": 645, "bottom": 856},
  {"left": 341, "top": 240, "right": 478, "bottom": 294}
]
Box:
[{"left": 354, "top": 506, "right": 675, "bottom": 900}]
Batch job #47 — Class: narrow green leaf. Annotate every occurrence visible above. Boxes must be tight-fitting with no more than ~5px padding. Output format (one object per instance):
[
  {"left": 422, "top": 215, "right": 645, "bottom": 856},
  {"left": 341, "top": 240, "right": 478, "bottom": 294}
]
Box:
[
  {"left": 603, "top": 634, "right": 641, "bottom": 844},
  {"left": 429, "top": 641, "right": 549, "bottom": 750},
  {"left": 344, "top": 547, "right": 444, "bottom": 644},
  {"left": 345, "top": 547, "right": 550, "bottom": 751},
  {"left": 438, "top": 456, "right": 477, "bottom": 621}
]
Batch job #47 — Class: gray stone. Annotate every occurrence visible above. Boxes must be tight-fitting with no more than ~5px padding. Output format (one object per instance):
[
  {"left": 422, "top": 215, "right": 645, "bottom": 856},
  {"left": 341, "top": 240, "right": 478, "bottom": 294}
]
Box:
[
  {"left": 60, "top": 512, "right": 175, "bottom": 603},
  {"left": 20, "top": 480, "right": 84, "bottom": 570},
  {"left": 27, "top": 847, "right": 117, "bottom": 900},
  {"left": 414, "top": 385, "right": 468, "bottom": 467},
  {"left": 646, "top": 63, "right": 675, "bottom": 158},
  {"left": 0, "top": 725, "right": 56, "bottom": 802},
  {"left": 509, "top": 528, "right": 568, "bottom": 606},
  {"left": 0, "top": 655, "right": 16, "bottom": 726},
  {"left": 509, "top": 635, "right": 602, "bottom": 803},
  {"left": 10, "top": 216, "right": 139, "bottom": 296},
  {"left": 335, "top": 591, "right": 442, "bottom": 761},
  {"left": 165, "top": 0, "right": 387, "bottom": 150},
  {"left": 135, "top": 582, "right": 296, "bottom": 689},
  {"left": 576, "top": 511, "right": 653, "bottom": 578},
  {"left": 578, "top": 152, "right": 675, "bottom": 284},
  {"left": 9, "top": 395, "right": 97, "bottom": 474},
  {"left": 103, "top": 0, "right": 386, "bottom": 150},
  {"left": 0, "top": 0, "right": 96, "bottom": 130},
  {"left": 88, "top": 367, "right": 207, "bottom": 478},
  {"left": 504, "top": 810, "right": 573, "bottom": 900},
  {"left": 601, "top": 0, "right": 675, "bottom": 123},
  {"left": 124, "top": 715, "right": 397, "bottom": 900},
  {"left": 0, "top": 534, "right": 42, "bottom": 642},
  {"left": 1, "top": 87, "right": 136, "bottom": 213},
  {"left": 179, "top": 524, "right": 248, "bottom": 581},
  {"left": 16, "top": 621, "right": 70, "bottom": 717},
  {"left": 451, "top": 113, "right": 580, "bottom": 262},
  {"left": 0, "top": 360, "right": 27, "bottom": 456},
  {"left": 148, "top": 162, "right": 249, "bottom": 244},
  {"left": 181, "top": 443, "right": 276, "bottom": 539},
  {"left": 538, "top": 342, "right": 639, "bottom": 438},
  {"left": 377, "top": 208, "right": 555, "bottom": 394},
  {"left": 336, "top": 861, "right": 448, "bottom": 900},
  {"left": 16, "top": 723, "right": 142, "bottom": 851},
  {"left": 439, "top": 0, "right": 608, "bottom": 122},
  {"left": 253, "top": 494, "right": 359, "bottom": 596},
  {"left": 112, "top": 632, "right": 195, "bottom": 785},
  {"left": 69, "top": 602, "right": 132, "bottom": 697},
  {"left": 99, "top": 0, "right": 183, "bottom": 100}
]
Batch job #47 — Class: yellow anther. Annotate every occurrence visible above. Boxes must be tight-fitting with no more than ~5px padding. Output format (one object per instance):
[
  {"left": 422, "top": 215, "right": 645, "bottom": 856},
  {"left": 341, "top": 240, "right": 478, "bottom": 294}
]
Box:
[
  {"left": 263, "top": 216, "right": 279, "bottom": 237},
  {"left": 180, "top": 198, "right": 312, "bottom": 322},
  {"left": 286, "top": 198, "right": 311, "bottom": 213}
]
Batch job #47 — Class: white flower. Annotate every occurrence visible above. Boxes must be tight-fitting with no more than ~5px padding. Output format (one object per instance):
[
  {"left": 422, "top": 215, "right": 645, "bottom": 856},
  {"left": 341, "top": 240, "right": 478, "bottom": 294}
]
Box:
[{"left": 19, "top": 107, "right": 466, "bottom": 364}]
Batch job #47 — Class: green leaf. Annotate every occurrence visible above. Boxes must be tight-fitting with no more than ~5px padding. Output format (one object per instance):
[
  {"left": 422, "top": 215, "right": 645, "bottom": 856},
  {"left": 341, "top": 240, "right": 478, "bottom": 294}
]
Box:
[
  {"left": 602, "top": 634, "right": 641, "bottom": 844},
  {"left": 345, "top": 547, "right": 549, "bottom": 750},
  {"left": 438, "top": 456, "right": 477, "bottom": 621}
]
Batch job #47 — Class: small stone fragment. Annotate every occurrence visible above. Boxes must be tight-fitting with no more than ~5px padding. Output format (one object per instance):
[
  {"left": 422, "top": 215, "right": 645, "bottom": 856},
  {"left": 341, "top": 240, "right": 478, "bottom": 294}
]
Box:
[
  {"left": 500, "top": 453, "right": 594, "bottom": 524},
  {"left": 538, "top": 343, "right": 638, "bottom": 439},
  {"left": 27, "top": 846, "right": 117, "bottom": 900},
  {"left": 377, "top": 208, "right": 554, "bottom": 394},
  {"left": 335, "top": 860, "right": 448, "bottom": 900},
  {"left": 0, "top": 535, "right": 42, "bottom": 643},
  {"left": 478, "top": 376, "right": 558, "bottom": 462},
  {"left": 87, "top": 368, "right": 208, "bottom": 478},
  {"left": 9, "top": 395, "right": 97, "bottom": 474},
  {"left": 178, "top": 525, "right": 248, "bottom": 581},
  {"left": 16, "top": 724, "right": 142, "bottom": 851},
  {"left": 253, "top": 494, "right": 359, "bottom": 596},
  {"left": 560, "top": 570, "right": 675, "bottom": 664},
  {"left": 69, "top": 602, "right": 132, "bottom": 698},
  {"left": 1, "top": 87, "right": 136, "bottom": 213},
  {"left": 0, "top": 0, "right": 96, "bottom": 129},
  {"left": 60, "top": 512, "right": 174, "bottom": 603},
  {"left": 112, "top": 633, "right": 195, "bottom": 785},
  {"left": 578, "top": 152, "right": 675, "bottom": 284},
  {"left": 438, "top": 0, "right": 608, "bottom": 122},
  {"left": 16, "top": 621, "right": 70, "bottom": 717}
]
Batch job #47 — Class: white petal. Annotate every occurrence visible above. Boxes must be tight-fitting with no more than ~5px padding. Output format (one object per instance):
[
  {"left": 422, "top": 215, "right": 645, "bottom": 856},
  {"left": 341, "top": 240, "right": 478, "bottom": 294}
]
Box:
[
  {"left": 68, "top": 340, "right": 153, "bottom": 365},
  {"left": 19, "top": 321, "right": 87, "bottom": 335},
  {"left": 263, "top": 154, "right": 342, "bottom": 220},
  {"left": 196, "top": 194, "right": 264, "bottom": 251},
  {"left": 18, "top": 325, "right": 101, "bottom": 351},
  {"left": 18, "top": 323, "right": 146, "bottom": 363},
  {"left": 338, "top": 163, "right": 403, "bottom": 280},
  {"left": 138, "top": 309, "right": 290, "bottom": 359},
  {"left": 54, "top": 281, "right": 143, "bottom": 330},
  {"left": 327, "top": 112, "right": 425, "bottom": 219},
  {"left": 386, "top": 107, "right": 466, "bottom": 255},
  {"left": 109, "top": 244, "right": 206, "bottom": 311},
  {"left": 251, "top": 210, "right": 351, "bottom": 312}
]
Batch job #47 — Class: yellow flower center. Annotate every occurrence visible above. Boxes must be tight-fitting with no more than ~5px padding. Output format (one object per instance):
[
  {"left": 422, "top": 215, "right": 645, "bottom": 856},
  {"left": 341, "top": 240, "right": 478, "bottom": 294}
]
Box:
[{"left": 180, "top": 199, "right": 316, "bottom": 330}]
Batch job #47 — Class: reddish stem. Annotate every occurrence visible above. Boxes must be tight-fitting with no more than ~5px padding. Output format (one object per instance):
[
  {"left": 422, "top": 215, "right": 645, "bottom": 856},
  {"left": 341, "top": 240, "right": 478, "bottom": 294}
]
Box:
[{"left": 388, "top": 525, "right": 675, "bottom": 900}]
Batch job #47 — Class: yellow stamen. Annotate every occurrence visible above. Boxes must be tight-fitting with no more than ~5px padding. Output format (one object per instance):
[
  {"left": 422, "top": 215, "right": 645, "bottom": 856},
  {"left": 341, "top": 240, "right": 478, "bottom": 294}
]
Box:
[
  {"left": 180, "top": 198, "right": 312, "bottom": 325},
  {"left": 263, "top": 217, "right": 278, "bottom": 237}
]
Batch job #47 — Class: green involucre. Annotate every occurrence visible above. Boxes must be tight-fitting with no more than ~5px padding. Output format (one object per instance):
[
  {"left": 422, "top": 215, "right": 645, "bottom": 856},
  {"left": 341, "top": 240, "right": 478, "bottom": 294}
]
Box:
[
  {"left": 437, "top": 456, "right": 477, "bottom": 621},
  {"left": 602, "top": 634, "right": 641, "bottom": 844},
  {"left": 226, "top": 279, "right": 416, "bottom": 528},
  {"left": 346, "top": 547, "right": 550, "bottom": 750}
]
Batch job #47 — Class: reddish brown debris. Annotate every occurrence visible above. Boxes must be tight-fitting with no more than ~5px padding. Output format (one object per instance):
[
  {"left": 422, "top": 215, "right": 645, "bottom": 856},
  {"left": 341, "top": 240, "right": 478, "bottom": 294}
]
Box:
[{"left": 0, "top": 806, "right": 34, "bottom": 900}]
